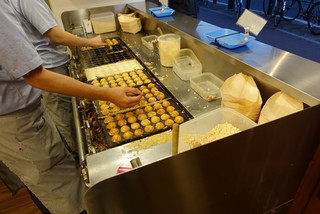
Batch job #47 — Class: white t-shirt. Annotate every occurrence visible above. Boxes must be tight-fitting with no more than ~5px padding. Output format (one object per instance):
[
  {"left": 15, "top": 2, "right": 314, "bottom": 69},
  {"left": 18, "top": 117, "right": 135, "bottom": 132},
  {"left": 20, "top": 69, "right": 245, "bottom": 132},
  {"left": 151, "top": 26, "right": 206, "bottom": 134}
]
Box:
[
  {"left": 0, "top": 0, "right": 43, "bottom": 114},
  {"left": 9, "top": 0, "right": 68, "bottom": 68}
]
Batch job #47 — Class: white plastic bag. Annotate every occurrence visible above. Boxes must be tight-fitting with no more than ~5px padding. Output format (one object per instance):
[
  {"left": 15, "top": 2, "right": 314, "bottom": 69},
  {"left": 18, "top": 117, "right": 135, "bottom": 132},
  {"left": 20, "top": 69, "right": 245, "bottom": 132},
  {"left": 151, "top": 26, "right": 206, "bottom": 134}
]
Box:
[
  {"left": 220, "top": 73, "right": 262, "bottom": 122},
  {"left": 258, "top": 91, "right": 303, "bottom": 124}
]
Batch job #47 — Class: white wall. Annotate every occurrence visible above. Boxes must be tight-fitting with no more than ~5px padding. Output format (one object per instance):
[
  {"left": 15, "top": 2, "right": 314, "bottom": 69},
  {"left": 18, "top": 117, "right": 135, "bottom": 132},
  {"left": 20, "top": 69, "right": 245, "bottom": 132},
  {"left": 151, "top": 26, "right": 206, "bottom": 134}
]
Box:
[{"left": 50, "top": 0, "right": 144, "bottom": 27}]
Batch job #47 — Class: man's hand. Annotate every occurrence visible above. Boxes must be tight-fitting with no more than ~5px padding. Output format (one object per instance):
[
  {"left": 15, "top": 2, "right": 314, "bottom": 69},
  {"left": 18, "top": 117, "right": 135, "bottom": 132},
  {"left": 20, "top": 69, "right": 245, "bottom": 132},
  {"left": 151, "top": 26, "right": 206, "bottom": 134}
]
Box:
[
  {"left": 88, "top": 35, "right": 108, "bottom": 47},
  {"left": 108, "top": 87, "right": 143, "bottom": 108}
]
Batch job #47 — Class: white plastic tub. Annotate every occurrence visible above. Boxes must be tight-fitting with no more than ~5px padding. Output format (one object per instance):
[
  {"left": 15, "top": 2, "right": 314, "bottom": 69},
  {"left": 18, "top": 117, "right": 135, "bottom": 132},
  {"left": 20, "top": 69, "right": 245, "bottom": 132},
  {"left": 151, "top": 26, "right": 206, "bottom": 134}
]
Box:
[
  {"left": 178, "top": 107, "right": 257, "bottom": 153},
  {"left": 90, "top": 12, "right": 116, "bottom": 34}
]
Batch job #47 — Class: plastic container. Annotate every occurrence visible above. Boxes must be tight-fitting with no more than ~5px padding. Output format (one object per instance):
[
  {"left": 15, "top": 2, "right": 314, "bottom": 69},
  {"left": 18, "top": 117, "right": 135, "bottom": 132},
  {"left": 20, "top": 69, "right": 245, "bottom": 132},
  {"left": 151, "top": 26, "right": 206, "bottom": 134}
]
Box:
[
  {"left": 172, "top": 48, "right": 202, "bottom": 80},
  {"left": 149, "top": 7, "right": 175, "bottom": 17},
  {"left": 204, "top": 28, "right": 237, "bottom": 43},
  {"left": 215, "top": 33, "right": 256, "bottom": 49},
  {"left": 90, "top": 12, "right": 116, "bottom": 34},
  {"left": 178, "top": 107, "right": 257, "bottom": 153},
  {"left": 118, "top": 13, "right": 142, "bottom": 34},
  {"left": 190, "top": 73, "right": 223, "bottom": 101},
  {"left": 158, "top": 34, "right": 181, "bottom": 67},
  {"left": 141, "top": 35, "right": 158, "bottom": 50}
]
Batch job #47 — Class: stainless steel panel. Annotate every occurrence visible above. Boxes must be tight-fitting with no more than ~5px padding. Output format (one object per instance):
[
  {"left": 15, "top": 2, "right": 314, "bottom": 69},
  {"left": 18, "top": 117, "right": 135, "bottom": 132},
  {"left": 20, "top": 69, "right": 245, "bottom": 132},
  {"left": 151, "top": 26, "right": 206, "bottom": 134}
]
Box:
[{"left": 84, "top": 105, "right": 320, "bottom": 214}]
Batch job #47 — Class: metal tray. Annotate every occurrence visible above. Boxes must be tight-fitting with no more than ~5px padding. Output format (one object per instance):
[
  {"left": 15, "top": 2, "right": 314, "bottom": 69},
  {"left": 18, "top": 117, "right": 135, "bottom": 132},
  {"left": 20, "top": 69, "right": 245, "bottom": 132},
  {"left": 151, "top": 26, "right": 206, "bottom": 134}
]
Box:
[{"left": 78, "top": 37, "right": 135, "bottom": 69}]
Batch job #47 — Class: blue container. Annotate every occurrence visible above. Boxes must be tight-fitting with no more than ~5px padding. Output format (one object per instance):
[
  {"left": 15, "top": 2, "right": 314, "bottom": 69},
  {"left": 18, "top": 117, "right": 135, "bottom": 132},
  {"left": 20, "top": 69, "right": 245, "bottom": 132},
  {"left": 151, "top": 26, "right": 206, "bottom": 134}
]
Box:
[
  {"left": 149, "top": 7, "right": 175, "bottom": 17},
  {"left": 204, "top": 29, "right": 255, "bottom": 49}
]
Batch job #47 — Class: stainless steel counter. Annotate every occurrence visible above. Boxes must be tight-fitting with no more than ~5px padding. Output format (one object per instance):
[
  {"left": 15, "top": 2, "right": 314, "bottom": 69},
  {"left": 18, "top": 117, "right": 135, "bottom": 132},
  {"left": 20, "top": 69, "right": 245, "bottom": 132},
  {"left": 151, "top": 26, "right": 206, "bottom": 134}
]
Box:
[
  {"left": 63, "top": 0, "right": 320, "bottom": 186},
  {"left": 63, "top": 3, "right": 320, "bottom": 213}
]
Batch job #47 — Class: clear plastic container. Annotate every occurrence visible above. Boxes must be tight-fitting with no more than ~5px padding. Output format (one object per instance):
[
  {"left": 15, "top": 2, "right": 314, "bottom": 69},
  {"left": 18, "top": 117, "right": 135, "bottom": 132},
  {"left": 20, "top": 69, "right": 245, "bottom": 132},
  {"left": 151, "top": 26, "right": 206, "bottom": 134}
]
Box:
[
  {"left": 172, "top": 48, "right": 202, "bottom": 80},
  {"left": 158, "top": 34, "right": 181, "bottom": 67},
  {"left": 190, "top": 73, "right": 223, "bottom": 101},
  {"left": 141, "top": 35, "right": 158, "bottom": 50},
  {"left": 90, "top": 12, "right": 116, "bottom": 34},
  {"left": 178, "top": 107, "right": 257, "bottom": 153}
]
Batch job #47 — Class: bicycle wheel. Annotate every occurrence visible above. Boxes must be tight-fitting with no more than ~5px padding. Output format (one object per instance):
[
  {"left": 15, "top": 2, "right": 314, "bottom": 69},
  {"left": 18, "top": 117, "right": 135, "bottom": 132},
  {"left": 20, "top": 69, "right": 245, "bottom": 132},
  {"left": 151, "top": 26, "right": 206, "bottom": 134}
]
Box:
[
  {"left": 282, "top": 0, "right": 301, "bottom": 21},
  {"left": 274, "top": 0, "right": 284, "bottom": 26},
  {"left": 234, "top": 0, "right": 243, "bottom": 18},
  {"left": 308, "top": 2, "right": 320, "bottom": 35},
  {"left": 263, "top": 0, "right": 277, "bottom": 17}
]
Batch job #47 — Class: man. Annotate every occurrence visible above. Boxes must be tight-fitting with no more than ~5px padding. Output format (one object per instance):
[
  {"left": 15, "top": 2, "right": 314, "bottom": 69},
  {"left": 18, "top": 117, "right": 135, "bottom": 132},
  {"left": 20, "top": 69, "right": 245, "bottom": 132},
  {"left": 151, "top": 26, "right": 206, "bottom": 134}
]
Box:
[
  {"left": 0, "top": 1, "right": 143, "bottom": 213},
  {"left": 10, "top": 0, "right": 108, "bottom": 153}
]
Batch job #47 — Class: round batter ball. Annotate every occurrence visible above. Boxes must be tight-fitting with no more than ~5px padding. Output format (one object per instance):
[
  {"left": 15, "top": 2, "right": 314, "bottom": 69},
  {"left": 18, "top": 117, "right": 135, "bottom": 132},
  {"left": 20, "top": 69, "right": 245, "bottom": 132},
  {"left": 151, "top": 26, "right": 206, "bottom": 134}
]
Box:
[
  {"left": 115, "top": 114, "right": 125, "bottom": 120},
  {"left": 123, "top": 131, "right": 133, "bottom": 140},
  {"left": 153, "top": 103, "right": 162, "bottom": 110},
  {"left": 140, "top": 75, "right": 148, "bottom": 81},
  {"left": 136, "top": 70, "right": 143, "bottom": 74},
  {"left": 151, "top": 116, "right": 160, "bottom": 123},
  {"left": 156, "top": 92, "right": 165, "bottom": 100},
  {"left": 112, "top": 107, "right": 120, "bottom": 112},
  {"left": 144, "top": 79, "right": 151, "bottom": 84},
  {"left": 157, "top": 109, "right": 166, "bottom": 115},
  {"left": 91, "top": 79, "right": 99, "bottom": 84},
  {"left": 165, "top": 119, "right": 174, "bottom": 127},
  {"left": 99, "top": 100, "right": 107, "bottom": 105},
  {"left": 142, "top": 88, "right": 150, "bottom": 94},
  {"left": 101, "top": 109, "right": 110, "bottom": 116},
  {"left": 109, "top": 128, "right": 119, "bottom": 136},
  {"left": 120, "top": 125, "right": 130, "bottom": 133},
  {"left": 148, "top": 97, "right": 157, "bottom": 103},
  {"left": 160, "top": 114, "right": 170, "bottom": 121},
  {"left": 129, "top": 71, "right": 136, "bottom": 76},
  {"left": 112, "top": 134, "right": 122, "bottom": 143},
  {"left": 150, "top": 87, "right": 158, "bottom": 93},
  {"left": 140, "top": 85, "right": 147, "bottom": 90},
  {"left": 145, "top": 93, "right": 153, "bottom": 99},
  {"left": 136, "top": 80, "right": 144, "bottom": 86},
  {"left": 174, "top": 116, "right": 184, "bottom": 124},
  {"left": 144, "top": 125, "right": 154, "bottom": 133},
  {"left": 155, "top": 122, "right": 165, "bottom": 130},
  {"left": 128, "top": 82, "right": 136, "bottom": 87},
  {"left": 134, "top": 129, "right": 144, "bottom": 136},
  {"left": 117, "top": 119, "right": 127, "bottom": 126},
  {"left": 141, "top": 119, "right": 151, "bottom": 126},
  {"left": 166, "top": 106, "right": 175, "bottom": 112},
  {"left": 131, "top": 122, "right": 141, "bottom": 130},
  {"left": 106, "top": 122, "right": 117, "bottom": 129},
  {"left": 93, "top": 82, "right": 100, "bottom": 87},
  {"left": 148, "top": 111, "right": 157, "bottom": 118},
  {"left": 170, "top": 111, "right": 180, "bottom": 117},
  {"left": 104, "top": 116, "right": 114, "bottom": 123},
  {"left": 144, "top": 106, "right": 153, "bottom": 113},
  {"left": 127, "top": 116, "right": 137, "bottom": 124},
  {"left": 125, "top": 112, "right": 134, "bottom": 118},
  {"left": 135, "top": 109, "right": 144, "bottom": 115},
  {"left": 162, "top": 101, "right": 171, "bottom": 107},
  {"left": 121, "top": 72, "right": 129, "bottom": 77},
  {"left": 109, "top": 103, "right": 116, "bottom": 108},
  {"left": 138, "top": 114, "right": 147, "bottom": 121},
  {"left": 147, "top": 83, "right": 155, "bottom": 89}
]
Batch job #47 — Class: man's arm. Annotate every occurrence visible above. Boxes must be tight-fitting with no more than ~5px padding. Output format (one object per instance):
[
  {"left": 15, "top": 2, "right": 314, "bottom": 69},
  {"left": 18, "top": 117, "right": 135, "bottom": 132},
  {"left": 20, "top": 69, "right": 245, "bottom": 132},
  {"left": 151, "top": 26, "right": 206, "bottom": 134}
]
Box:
[
  {"left": 23, "top": 66, "right": 143, "bottom": 108},
  {"left": 45, "top": 26, "right": 107, "bottom": 47}
]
